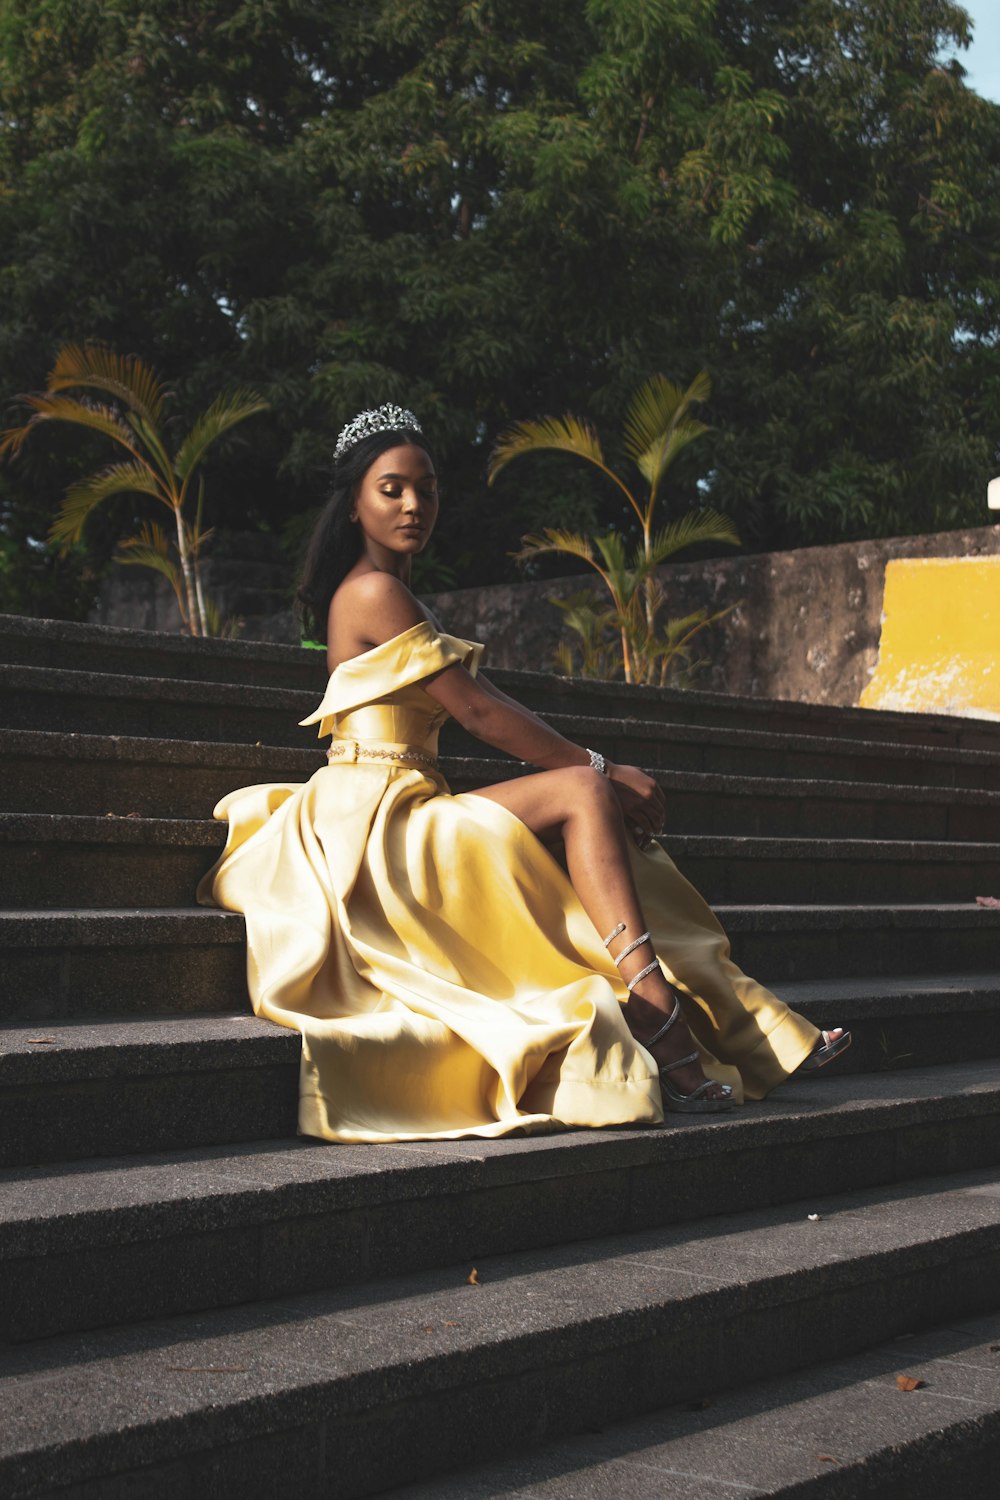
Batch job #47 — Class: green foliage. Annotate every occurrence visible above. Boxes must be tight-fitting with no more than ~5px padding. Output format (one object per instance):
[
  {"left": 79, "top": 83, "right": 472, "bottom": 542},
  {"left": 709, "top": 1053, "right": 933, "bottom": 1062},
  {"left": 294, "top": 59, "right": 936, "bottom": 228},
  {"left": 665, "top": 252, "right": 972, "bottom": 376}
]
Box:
[
  {"left": 0, "top": 0, "right": 997, "bottom": 620},
  {"left": 550, "top": 588, "right": 624, "bottom": 680},
  {"left": 500, "top": 372, "right": 739, "bottom": 682},
  {"left": 1, "top": 342, "right": 268, "bottom": 633},
  {"left": 551, "top": 587, "right": 738, "bottom": 687}
]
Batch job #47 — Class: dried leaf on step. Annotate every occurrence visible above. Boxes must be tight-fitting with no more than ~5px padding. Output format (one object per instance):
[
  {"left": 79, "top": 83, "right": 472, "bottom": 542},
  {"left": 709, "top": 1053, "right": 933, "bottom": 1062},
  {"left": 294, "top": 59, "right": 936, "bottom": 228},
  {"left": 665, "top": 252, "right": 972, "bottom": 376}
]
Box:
[
  {"left": 895, "top": 1374, "right": 926, "bottom": 1391},
  {"left": 420, "top": 1326, "right": 434, "bottom": 1334},
  {"left": 817, "top": 1455, "right": 839, "bottom": 1464},
  {"left": 443, "top": 1320, "right": 459, "bottom": 1327},
  {"left": 27, "top": 1038, "right": 57, "bottom": 1045},
  {"left": 466, "top": 1268, "right": 480, "bottom": 1286}
]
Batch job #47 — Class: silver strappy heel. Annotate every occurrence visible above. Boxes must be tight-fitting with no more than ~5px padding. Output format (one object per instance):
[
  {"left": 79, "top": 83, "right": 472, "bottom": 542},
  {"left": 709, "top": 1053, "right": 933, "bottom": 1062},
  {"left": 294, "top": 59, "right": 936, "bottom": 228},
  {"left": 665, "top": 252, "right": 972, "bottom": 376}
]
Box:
[
  {"left": 604, "top": 923, "right": 734, "bottom": 1115},
  {"left": 641, "top": 1002, "right": 734, "bottom": 1114}
]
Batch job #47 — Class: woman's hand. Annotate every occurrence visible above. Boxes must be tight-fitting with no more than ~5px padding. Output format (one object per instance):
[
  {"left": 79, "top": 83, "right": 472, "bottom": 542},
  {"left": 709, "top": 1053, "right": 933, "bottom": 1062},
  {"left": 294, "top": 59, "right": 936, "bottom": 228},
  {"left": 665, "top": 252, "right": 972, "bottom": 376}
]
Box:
[{"left": 607, "top": 762, "right": 666, "bottom": 849}]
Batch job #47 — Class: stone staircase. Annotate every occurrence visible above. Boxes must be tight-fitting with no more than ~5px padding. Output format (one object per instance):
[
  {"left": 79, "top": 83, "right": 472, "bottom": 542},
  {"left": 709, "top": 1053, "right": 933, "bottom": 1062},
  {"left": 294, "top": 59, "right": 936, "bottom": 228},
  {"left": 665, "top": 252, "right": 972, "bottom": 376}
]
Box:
[{"left": 2, "top": 611, "right": 1000, "bottom": 1497}]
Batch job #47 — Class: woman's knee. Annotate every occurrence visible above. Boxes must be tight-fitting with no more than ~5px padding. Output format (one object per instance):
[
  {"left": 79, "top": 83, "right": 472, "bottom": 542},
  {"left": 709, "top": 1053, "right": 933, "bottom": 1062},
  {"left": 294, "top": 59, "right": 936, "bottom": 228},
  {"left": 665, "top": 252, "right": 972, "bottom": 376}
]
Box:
[{"left": 561, "top": 765, "right": 620, "bottom": 817}]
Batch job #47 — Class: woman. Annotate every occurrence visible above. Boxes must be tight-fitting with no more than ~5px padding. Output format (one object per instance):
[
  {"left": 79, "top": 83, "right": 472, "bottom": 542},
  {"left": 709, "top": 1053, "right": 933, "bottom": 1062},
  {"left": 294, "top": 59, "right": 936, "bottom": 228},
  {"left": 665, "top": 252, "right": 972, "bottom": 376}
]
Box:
[{"left": 199, "top": 404, "right": 849, "bottom": 1142}]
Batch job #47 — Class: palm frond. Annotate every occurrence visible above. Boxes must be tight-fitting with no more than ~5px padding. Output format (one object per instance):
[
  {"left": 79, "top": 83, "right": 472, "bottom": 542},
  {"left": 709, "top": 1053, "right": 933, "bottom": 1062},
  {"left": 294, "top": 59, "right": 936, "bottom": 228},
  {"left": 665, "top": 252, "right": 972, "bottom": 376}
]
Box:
[
  {"left": 0, "top": 396, "right": 138, "bottom": 461},
  {"left": 642, "top": 509, "right": 740, "bottom": 570},
  {"left": 115, "top": 522, "right": 187, "bottom": 625},
  {"left": 622, "top": 371, "right": 709, "bottom": 459},
  {"left": 49, "top": 461, "right": 164, "bottom": 547},
  {"left": 590, "top": 531, "right": 629, "bottom": 582},
  {"left": 513, "top": 528, "right": 596, "bottom": 567},
  {"left": 636, "top": 419, "right": 712, "bottom": 492},
  {"left": 48, "top": 344, "right": 166, "bottom": 428},
  {"left": 174, "top": 390, "right": 270, "bottom": 483},
  {"left": 115, "top": 522, "right": 179, "bottom": 580},
  {"left": 127, "top": 413, "right": 177, "bottom": 486},
  {"left": 648, "top": 603, "right": 738, "bottom": 687},
  {"left": 550, "top": 589, "right": 618, "bottom": 641},
  {"left": 553, "top": 641, "right": 577, "bottom": 677},
  {"left": 667, "top": 602, "right": 737, "bottom": 649},
  {"left": 488, "top": 415, "right": 606, "bottom": 484}
]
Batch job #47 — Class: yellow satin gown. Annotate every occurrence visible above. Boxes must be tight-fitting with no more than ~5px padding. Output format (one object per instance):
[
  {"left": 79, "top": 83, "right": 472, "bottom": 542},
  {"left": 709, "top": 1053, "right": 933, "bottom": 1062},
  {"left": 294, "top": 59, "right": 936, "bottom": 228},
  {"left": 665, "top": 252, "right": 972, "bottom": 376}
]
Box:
[{"left": 198, "top": 621, "right": 820, "bottom": 1142}]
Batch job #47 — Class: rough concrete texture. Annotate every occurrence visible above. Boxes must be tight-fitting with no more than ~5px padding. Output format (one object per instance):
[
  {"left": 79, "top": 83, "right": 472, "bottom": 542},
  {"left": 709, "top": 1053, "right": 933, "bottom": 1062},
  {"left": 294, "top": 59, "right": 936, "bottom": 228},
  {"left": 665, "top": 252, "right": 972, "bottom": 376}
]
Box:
[
  {"left": 389, "top": 1312, "right": 1000, "bottom": 1499},
  {"left": 5, "top": 1168, "right": 1000, "bottom": 1498},
  {"left": 422, "top": 524, "right": 1000, "bottom": 707},
  {"left": 6, "top": 1061, "right": 1000, "bottom": 1342}
]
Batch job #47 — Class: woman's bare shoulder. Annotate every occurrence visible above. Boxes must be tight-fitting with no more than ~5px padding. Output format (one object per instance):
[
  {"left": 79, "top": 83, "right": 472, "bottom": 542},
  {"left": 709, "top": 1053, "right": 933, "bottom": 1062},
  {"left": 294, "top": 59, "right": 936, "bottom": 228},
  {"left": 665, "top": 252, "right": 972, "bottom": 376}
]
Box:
[{"left": 327, "top": 572, "right": 429, "bottom": 667}]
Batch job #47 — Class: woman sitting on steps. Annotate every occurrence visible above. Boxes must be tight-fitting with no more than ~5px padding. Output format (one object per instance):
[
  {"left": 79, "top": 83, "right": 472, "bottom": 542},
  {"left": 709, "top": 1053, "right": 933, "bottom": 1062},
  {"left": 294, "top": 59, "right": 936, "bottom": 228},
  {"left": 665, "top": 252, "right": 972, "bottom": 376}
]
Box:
[{"left": 198, "top": 404, "right": 850, "bottom": 1142}]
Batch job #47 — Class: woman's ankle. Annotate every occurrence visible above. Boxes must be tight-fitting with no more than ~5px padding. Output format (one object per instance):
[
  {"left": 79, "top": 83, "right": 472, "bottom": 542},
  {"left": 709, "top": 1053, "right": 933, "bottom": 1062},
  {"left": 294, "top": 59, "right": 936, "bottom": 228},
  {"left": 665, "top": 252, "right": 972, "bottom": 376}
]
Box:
[{"left": 625, "top": 980, "right": 679, "bottom": 1034}]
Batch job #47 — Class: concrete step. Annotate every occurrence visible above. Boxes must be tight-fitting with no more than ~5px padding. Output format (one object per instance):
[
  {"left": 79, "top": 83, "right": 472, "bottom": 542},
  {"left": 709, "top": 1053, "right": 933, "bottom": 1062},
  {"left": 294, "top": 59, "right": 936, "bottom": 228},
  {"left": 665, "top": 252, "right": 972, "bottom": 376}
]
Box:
[
  {"left": 4, "top": 1167, "right": 1000, "bottom": 1497},
  {"left": 3, "top": 977, "right": 998, "bottom": 1166},
  {"left": 671, "top": 834, "right": 1000, "bottom": 905},
  {"left": 0, "top": 612, "right": 327, "bottom": 693},
  {"left": 6, "top": 730, "right": 1000, "bottom": 843},
  {"left": 0, "top": 1015, "right": 298, "bottom": 1168},
  {"left": 6, "top": 613, "right": 1000, "bottom": 752},
  {"left": 4, "top": 814, "right": 1000, "bottom": 909},
  {"left": 2, "top": 907, "right": 998, "bottom": 1023},
  {"left": 7, "top": 660, "right": 1000, "bottom": 796},
  {"left": 388, "top": 1309, "right": 1000, "bottom": 1498},
  {"left": 449, "top": 714, "right": 1000, "bottom": 791},
  {"left": 3, "top": 1062, "right": 999, "bottom": 1346},
  {"left": 0, "top": 909, "right": 245, "bottom": 1023},
  {"left": 0, "top": 814, "right": 225, "bottom": 908},
  {"left": 1, "top": 663, "right": 318, "bottom": 748},
  {"left": 0, "top": 728, "right": 324, "bottom": 819},
  {"left": 713, "top": 903, "right": 1000, "bottom": 982}
]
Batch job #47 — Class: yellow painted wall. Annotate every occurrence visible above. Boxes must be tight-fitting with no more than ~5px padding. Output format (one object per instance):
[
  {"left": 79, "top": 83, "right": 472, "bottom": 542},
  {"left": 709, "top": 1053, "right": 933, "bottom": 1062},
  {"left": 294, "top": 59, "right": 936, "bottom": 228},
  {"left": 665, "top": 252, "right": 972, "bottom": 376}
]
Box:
[{"left": 860, "top": 556, "right": 1000, "bottom": 719}]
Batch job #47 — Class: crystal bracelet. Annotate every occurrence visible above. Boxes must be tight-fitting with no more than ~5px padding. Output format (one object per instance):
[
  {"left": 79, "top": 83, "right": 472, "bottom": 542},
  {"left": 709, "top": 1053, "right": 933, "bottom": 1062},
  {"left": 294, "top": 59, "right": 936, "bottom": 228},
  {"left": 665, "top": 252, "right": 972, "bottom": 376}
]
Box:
[{"left": 586, "top": 747, "right": 608, "bottom": 775}]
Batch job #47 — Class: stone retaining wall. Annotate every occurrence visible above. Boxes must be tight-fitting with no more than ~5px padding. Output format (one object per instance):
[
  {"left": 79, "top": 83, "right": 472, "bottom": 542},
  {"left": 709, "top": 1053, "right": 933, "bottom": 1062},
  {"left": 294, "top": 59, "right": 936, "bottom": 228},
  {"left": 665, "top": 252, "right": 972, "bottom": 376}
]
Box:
[
  {"left": 90, "top": 524, "right": 1000, "bottom": 708},
  {"left": 423, "top": 525, "right": 1000, "bottom": 707}
]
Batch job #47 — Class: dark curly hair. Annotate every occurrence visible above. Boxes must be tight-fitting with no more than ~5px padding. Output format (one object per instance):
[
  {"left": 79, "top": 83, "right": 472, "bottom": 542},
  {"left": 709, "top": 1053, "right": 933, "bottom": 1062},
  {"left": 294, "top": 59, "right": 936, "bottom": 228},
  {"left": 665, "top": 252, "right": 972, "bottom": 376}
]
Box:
[{"left": 296, "top": 425, "right": 434, "bottom": 644}]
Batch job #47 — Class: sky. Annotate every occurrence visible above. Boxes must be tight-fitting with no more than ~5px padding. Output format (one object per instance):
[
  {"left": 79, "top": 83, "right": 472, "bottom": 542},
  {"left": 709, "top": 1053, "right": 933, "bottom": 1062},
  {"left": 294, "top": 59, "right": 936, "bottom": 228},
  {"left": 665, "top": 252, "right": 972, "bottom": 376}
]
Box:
[{"left": 954, "top": 1, "right": 1000, "bottom": 102}]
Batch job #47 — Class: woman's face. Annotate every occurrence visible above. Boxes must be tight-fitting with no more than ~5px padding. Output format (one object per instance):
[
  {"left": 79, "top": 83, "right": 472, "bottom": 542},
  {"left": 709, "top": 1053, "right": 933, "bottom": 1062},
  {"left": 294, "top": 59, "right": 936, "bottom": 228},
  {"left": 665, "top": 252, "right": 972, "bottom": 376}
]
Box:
[{"left": 353, "top": 443, "right": 439, "bottom": 560}]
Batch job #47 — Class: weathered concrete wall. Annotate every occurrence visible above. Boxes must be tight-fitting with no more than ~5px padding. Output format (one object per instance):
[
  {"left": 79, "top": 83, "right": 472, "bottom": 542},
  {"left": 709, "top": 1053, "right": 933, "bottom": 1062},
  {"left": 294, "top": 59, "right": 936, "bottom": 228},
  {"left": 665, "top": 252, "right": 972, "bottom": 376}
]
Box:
[
  {"left": 422, "top": 525, "right": 1000, "bottom": 707},
  {"left": 90, "top": 532, "right": 297, "bottom": 643},
  {"left": 91, "top": 523, "right": 1000, "bottom": 707}
]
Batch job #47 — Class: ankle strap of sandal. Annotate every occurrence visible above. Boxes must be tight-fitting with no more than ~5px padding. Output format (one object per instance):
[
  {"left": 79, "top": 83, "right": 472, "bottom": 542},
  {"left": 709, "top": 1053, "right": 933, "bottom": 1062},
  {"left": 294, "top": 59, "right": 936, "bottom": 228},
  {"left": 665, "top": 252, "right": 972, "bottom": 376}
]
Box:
[
  {"left": 642, "top": 1000, "right": 682, "bottom": 1047},
  {"left": 626, "top": 958, "right": 661, "bottom": 991},
  {"left": 613, "top": 930, "right": 651, "bottom": 968},
  {"left": 643, "top": 1001, "right": 698, "bottom": 1074}
]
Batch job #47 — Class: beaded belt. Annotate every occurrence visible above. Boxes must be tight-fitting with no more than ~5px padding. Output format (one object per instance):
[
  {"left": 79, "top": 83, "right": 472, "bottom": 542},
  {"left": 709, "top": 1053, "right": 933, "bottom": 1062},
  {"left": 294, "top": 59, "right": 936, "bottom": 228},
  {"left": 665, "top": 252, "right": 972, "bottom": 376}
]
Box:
[{"left": 326, "top": 739, "right": 439, "bottom": 772}]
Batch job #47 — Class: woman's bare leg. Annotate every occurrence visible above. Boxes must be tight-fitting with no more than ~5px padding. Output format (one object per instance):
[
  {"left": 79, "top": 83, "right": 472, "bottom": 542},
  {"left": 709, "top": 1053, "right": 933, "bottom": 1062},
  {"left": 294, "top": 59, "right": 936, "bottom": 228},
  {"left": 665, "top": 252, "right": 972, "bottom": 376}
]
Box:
[{"left": 469, "top": 766, "right": 727, "bottom": 1098}]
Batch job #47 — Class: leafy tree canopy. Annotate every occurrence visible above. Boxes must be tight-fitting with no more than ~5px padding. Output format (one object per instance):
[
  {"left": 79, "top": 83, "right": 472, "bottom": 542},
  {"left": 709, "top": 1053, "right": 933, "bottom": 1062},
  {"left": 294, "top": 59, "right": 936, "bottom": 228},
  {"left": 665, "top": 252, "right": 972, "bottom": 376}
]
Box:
[{"left": 1, "top": 0, "right": 997, "bottom": 618}]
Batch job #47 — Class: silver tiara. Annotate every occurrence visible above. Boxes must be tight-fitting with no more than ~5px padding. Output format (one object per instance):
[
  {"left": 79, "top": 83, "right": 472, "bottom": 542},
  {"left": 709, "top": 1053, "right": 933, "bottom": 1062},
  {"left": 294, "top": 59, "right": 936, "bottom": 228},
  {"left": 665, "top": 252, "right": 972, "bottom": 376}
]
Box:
[{"left": 333, "top": 403, "right": 422, "bottom": 460}]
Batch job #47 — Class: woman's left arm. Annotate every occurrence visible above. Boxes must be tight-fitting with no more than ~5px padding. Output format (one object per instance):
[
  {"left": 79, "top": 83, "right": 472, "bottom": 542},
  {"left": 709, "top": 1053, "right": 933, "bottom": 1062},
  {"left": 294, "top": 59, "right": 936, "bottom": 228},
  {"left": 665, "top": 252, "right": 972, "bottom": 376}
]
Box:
[
  {"left": 427, "top": 667, "right": 666, "bottom": 839},
  {"left": 474, "top": 672, "right": 553, "bottom": 730}
]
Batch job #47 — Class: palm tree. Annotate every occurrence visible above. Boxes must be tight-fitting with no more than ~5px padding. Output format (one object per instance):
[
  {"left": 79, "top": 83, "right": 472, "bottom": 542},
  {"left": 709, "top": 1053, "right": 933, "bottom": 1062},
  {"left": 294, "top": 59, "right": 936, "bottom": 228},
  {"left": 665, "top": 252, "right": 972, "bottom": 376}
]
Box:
[
  {"left": 488, "top": 372, "right": 739, "bottom": 685},
  {"left": 0, "top": 343, "right": 269, "bottom": 636}
]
